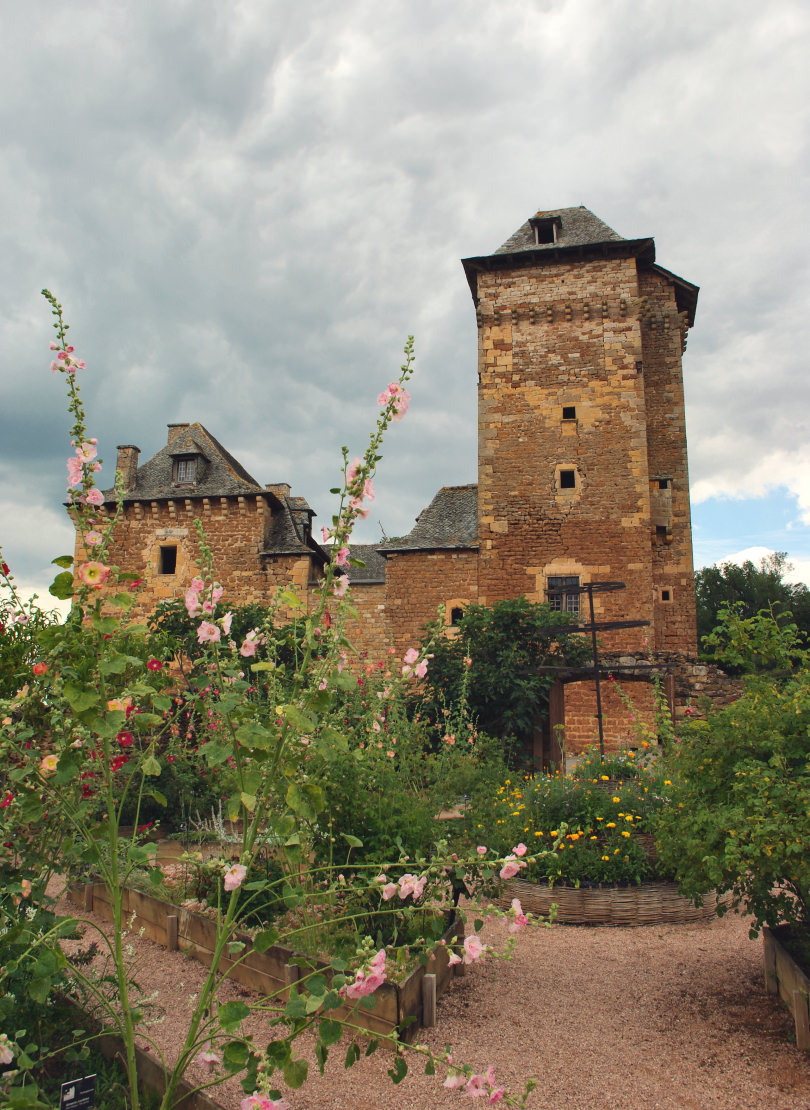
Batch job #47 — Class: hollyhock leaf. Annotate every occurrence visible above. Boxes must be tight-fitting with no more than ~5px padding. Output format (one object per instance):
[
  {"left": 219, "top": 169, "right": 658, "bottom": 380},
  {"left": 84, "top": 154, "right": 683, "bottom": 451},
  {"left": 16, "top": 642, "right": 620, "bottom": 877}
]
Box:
[
  {"left": 285, "top": 782, "right": 324, "bottom": 819},
  {"left": 52, "top": 555, "right": 74, "bottom": 569},
  {"left": 283, "top": 1058, "right": 308, "bottom": 1089},
  {"left": 145, "top": 788, "right": 167, "bottom": 807},
  {"left": 305, "top": 993, "right": 323, "bottom": 1014},
  {"left": 222, "top": 1040, "right": 250, "bottom": 1070},
  {"left": 329, "top": 487, "right": 341, "bottom": 494},
  {"left": 99, "top": 656, "right": 127, "bottom": 675},
  {"left": 240, "top": 792, "right": 257, "bottom": 813},
  {"left": 199, "top": 740, "right": 231, "bottom": 766},
  {"left": 364, "top": 1040, "right": 379, "bottom": 1057},
  {"left": 283, "top": 706, "right": 316, "bottom": 731},
  {"left": 53, "top": 756, "right": 80, "bottom": 785},
  {"left": 90, "top": 615, "right": 119, "bottom": 634},
  {"left": 253, "top": 927, "right": 279, "bottom": 953},
  {"left": 285, "top": 995, "right": 308, "bottom": 1020},
  {"left": 227, "top": 792, "right": 241, "bottom": 821},
  {"left": 341, "top": 833, "right": 363, "bottom": 848},
  {"left": 344, "top": 1042, "right": 361, "bottom": 1069},
  {"left": 359, "top": 993, "right": 378, "bottom": 1011},
  {"left": 63, "top": 684, "right": 99, "bottom": 713},
  {"left": 308, "top": 974, "right": 328, "bottom": 996},
  {"left": 235, "top": 722, "right": 275, "bottom": 751},
  {"left": 142, "top": 755, "right": 161, "bottom": 777},
  {"left": 218, "top": 1000, "right": 250, "bottom": 1032},
  {"left": 49, "top": 571, "right": 74, "bottom": 599},
  {"left": 388, "top": 1056, "right": 408, "bottom": 1084},
  {"left": 151, "top": 696, "right": 172, "bottom": 712},
  {"left": 318, "top": 1019, "right": 342, "bottom": 1047},
  {"left": 322, "top": 990, "right": 342, "bottom": 1011},
  {"left": 249, "top": 662, "right": 276, "bottom": 672},
  {"left": 148, "top": 867, "right": 165, "bottom": 888},
  {"left": 425, "top": 1058, "right": 435, "bottom": 1075},
  {"left": 109, "top": 592, "right": 134, "bottom": 609}
]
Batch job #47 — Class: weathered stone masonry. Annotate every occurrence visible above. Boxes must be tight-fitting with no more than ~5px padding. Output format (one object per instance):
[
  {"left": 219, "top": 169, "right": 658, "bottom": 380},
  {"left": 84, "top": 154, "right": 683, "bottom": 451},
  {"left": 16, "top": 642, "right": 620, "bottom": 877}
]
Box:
[{"left": 87, "top": 206, "right": 717, "bottom": 757}]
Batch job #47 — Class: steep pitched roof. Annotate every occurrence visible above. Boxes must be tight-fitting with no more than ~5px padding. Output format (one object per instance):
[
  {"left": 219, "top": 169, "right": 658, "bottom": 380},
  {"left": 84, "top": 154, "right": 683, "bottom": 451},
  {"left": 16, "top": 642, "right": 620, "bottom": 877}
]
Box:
[
  {"left": 382, "top": 484, "right": 478, "bottom": 553},
  {"left": 493, "top": 206, "right": 625, "bottom": 255},
  {"left": 106, "top": 423, "right": 263, "bottom": 502},
  {"left": 461, "top": 205, "right": 656, "bottom": 302},
  {"left": 263, "top": 494, "right": 320, "bottom": 556}
]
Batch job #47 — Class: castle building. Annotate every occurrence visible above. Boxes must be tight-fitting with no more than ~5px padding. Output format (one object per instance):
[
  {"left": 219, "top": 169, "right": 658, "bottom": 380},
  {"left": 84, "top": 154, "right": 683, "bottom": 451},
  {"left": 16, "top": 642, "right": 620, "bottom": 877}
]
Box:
[{"left": 85, "top": 206, "right": 704, "bottom": 759}]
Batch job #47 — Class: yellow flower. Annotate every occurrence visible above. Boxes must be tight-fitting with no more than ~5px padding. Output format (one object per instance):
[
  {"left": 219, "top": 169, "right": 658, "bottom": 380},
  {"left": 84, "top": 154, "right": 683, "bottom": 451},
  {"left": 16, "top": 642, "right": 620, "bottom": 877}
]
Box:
[
  {"left": 664, "top": 780, "right": 672, "bottom": 786},
  {"left": 621, "top": 830, "right": 631, "bottom": 838},
  {"left": 601, "top": 855, "right": 610, "bottom": 861},
  {"left": 606, "top": 822, "right": 616, "bottom": 828},
  {"left": 601, "top": 775, "right": 609, "bottom": 781},
  {"left": 612, "top": 796, "right": 621, "bottom": 803}
]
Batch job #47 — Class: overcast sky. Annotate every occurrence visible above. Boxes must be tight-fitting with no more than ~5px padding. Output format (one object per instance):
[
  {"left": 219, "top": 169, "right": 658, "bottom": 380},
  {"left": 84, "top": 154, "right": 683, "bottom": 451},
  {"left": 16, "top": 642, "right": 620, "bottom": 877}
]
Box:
[{"left": 2, "top": 0, "right": 809, "bottom": 608}]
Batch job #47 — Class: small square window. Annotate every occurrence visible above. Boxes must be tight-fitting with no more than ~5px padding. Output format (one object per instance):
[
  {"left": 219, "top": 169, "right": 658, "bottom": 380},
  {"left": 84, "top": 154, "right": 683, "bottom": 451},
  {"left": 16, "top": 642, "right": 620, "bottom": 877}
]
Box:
[
  {"left": 560, "top": 469, "right": 576, "bottom": 489},
  {"left": 658, "top": 478, "right": 670, "bottom": 490},
  {"left": 562, "top": 406, "right": 577, "bottom": 420},
  {"left": 174, "top": 457, "right": 196, "bottom": 484},
  {"left": 661, "top": 589, "right": 672, "bottom": 602},
  {"left": 159, "top": 546, "right": 177, "bottom": 575},
  {"left": 547, "top": 575, "right": 580, "bottom": 616},
  {"left": 449, "top": 606, "right": 465, "bottom": 627}
]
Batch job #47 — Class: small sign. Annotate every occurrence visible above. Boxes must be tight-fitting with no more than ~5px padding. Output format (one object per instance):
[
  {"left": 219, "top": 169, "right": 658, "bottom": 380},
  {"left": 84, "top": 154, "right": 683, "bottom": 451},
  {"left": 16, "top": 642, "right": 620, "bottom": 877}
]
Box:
[{"left": 60, "top": 1074, "right": 96, "bottom": 1109}]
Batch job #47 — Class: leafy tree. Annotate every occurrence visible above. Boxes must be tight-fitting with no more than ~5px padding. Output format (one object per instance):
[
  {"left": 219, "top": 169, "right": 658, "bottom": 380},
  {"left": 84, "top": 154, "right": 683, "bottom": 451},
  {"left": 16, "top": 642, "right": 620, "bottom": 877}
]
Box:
[
  {"left": 416, "top": 597, "right": 589, "bottom": 751},
  {"left": 695, "top": 552, "right": 810, "bottom": 651}
]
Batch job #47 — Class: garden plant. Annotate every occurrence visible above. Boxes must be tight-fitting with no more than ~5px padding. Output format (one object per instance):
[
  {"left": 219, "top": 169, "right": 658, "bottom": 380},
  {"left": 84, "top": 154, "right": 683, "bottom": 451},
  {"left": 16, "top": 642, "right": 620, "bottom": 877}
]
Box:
[{"left": 0, "top": 294, "right": 545, "bottom": 1109}]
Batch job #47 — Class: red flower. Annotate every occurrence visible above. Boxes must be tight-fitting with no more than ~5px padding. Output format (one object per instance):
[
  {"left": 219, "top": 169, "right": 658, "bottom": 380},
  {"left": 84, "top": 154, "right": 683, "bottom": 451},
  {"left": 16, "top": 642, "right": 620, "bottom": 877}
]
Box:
[
  {"left": 1, "top": 562, "right": 9, "bottom": 576},
  {"left": 116, "top": 731, "right": 134, "bottom": 747},
  {"left": 147, "top": 658, "right": 163, "bottom": 672},
  {"left": 32, "top": 662, "right": 49, "bottom": 676},
  {"left": 0, "top": 791, "right": 14, "bottom": 808},
  {"left": 110, "top": 754, "right": 130, "bottom": 771}
]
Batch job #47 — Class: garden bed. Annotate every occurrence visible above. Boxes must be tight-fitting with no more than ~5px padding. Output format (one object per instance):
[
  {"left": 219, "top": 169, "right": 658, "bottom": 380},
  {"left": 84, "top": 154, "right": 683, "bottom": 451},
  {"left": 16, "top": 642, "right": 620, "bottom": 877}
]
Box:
[
  {"left": 763, "top": 924, "right": 810, "bottom": 1050},
  {"left": 68, "top": 882, "right": 463, "bottom": 1042},
  {"left": 500, "top": 877, "right": 722, "bottom": 926}
]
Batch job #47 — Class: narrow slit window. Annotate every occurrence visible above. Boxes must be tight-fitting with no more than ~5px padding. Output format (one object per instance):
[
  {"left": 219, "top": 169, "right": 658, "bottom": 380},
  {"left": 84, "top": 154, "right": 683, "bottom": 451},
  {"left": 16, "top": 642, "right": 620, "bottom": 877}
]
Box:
[
  {"left": 449, "top": 606, "right": 465, "bottom": 627},
  {"left": 560, "top": 469, "right": 576, "bottom": 489},
  {"left": 661, "top": 589, "right": 672, "bottom": 602},
  {"left": 159, "top": 546, "right": 177, "bottom": 575},
  {"left": 656, "top": 525, "right": 668, "bottom": 541}
]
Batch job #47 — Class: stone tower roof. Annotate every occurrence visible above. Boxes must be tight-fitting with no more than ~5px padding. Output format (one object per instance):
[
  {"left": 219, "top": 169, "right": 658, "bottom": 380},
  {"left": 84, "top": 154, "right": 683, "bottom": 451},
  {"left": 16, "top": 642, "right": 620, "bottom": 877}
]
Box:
[{"left": 493, "top": 206, "right": 625, "bottom": 255}]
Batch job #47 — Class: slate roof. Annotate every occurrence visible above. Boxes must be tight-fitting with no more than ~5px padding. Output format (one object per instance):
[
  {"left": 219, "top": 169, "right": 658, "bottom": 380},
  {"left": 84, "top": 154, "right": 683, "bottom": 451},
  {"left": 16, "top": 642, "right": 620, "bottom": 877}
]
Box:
[
  {"left": 343, "top": 544, "right": 388, "bottom": 584},
  {"left": 382, "top": 484, "right": 478, "bottom": 553},
  {"left": 264, "top": 495, "right": 320, "bottom": 557},
  {"left": 493, "top": 206, "right": 625, "bottom": 255},
  {"left": 105, "top": 423, "right": 263, "bottom": 502}
]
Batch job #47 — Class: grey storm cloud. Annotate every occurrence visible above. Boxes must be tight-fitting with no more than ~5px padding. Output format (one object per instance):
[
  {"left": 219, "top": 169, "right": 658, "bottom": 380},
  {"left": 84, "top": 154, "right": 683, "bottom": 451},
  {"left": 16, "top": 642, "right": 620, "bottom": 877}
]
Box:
[{"left": 1, "top": 0, "right": 809, "bottom": 598}]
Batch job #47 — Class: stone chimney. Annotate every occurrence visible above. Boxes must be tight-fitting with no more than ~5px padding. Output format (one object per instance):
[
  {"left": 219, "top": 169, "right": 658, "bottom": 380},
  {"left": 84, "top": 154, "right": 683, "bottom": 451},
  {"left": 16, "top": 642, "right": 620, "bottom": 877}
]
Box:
[
  {"left": 265, "top": 483, "right": 291, "bottom": 499},
  {"left": 167, "top": 422, "right": 191, "bottom": 448},
  {"left": 116, "top": 445, "right": 140, "bottom": 492}
]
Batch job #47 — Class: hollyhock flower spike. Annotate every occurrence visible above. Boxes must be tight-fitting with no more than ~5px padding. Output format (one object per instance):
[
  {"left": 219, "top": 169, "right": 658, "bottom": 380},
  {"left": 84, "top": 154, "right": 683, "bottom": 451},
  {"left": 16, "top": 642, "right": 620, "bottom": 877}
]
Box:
[
  {"left": 197, "top": 621, "right": 221, "bottom": 644},
  {"left": 85, "top": 487, "right": 104, "bottom": 506}
]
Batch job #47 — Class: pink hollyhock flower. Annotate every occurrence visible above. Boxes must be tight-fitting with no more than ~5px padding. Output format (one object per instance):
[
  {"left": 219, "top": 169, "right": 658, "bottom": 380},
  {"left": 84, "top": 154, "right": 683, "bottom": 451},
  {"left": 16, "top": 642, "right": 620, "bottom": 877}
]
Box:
[
  {"left": 0, "top": 1035, "right": 14, "bottom": 1066},
  {"left": 76, "top": 442, "right": 97, "bottom": 462},
  {"left": 443, "top": 1074, "right": 467, "bottom": 1090},
  {"left": 85, "top": 487, "right": 104, "bottom": 506},
  {"left": 347, "top": 456, "right": 363, "bottom": 484},
  {"left": 341, "top": 949, "right": 387, "bottom": 1000},
  {"left": 476, "top": 846, "right": 488, "bottom": 855},
  {"left": 414, "top": 659, "right": 428, "bottom": 678},
  {"left": 197, "top": 621, "right": 221, "bottom": 644},
  {"left": 198, "top": 1048, "right": 221, "bottom": 1072},
  {"left": 513, "top": 843, "right": 527, "bottom": 857},
  {"left": 333, "top": 574, "right": 349, "bottom": 598},
  {"left": 222, "top": 611, "right": 233, "bottom": 635},
  {"left": 86, "top": 530, "right": 103, "bottom": 547},
  {"left": 398, "top": 873, "right": 426, "bottom": 900},
  {"left": 509, "top": 898, "right": 529, "bottom": 932},
  {"left": 499, "top": 857, "right": 524, "bottom": 880},
  {"left": 363, "top": 478, "right": 375, "bottom": 502},
  {"left": 20, "top": 879, "right": 32, "bottom": 898},
  {"left": 403, "top": 647, "right": 419, "bottom": 665},
  {"left": 77, "top": 561, "right": 111, "bottom": 589},
  {"left": 224, "top": 863, "right": 247, "bottom": 891},
  {"left": 463, "top": 935, "right": 486, "bottom": 964},
  {"left": 32, "top": 662, "right": 48, "bottom": 676},
  {"left": 465, "top": 1073, "right": 489, "bottom": 1097},
  {"left": 239, "top": 631, "right": 260, "bottom": 657},
  {"left": 381, "top": 882, "right": 398, "bottom": 901},
  {"left": 349, "top": 496, "right": 370, "bottom": 519},
  {"left": 211, "top": 584, "right": 224, "bottom": 603},
  {"left": 185, "top": 589, "right": 201, "bottom": 618},
  {"left": 240, "top": 1096, "right": 289, "bottom": 1110},
  {"left": 40, "top": 753, "right": 58, "bottom": 774},
  {"left": 448, "top": 951, "right": 462, "bottom": 967},
  {"left": 67, "top": 457, "right": 84, "bottom": 487},
  {"left": 488, "top": 1088, "right": 506, "bottom": 1104},
  {"left": 335, "top": 546, "right": 350, "bottom": 568},
  {"left": 190, "top": 577, "right": 204, "bottom": 593}
]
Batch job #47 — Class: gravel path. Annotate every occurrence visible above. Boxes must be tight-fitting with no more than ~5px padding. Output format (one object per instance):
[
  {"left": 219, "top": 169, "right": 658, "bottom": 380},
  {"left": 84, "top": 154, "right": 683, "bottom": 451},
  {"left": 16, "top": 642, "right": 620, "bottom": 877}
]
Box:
[{"left": 56, "top": 884, "right": 810, "bottom": 1110}]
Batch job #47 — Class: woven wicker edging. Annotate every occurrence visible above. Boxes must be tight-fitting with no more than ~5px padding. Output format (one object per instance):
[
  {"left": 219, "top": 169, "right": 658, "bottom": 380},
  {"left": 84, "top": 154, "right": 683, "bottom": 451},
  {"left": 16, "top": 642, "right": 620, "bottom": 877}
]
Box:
[
  {"left": 68, "top": 882, "right": 463, "bottom": 1042},
  {"left": 499, "top": 878, "right": 722, "bottom": 926}
]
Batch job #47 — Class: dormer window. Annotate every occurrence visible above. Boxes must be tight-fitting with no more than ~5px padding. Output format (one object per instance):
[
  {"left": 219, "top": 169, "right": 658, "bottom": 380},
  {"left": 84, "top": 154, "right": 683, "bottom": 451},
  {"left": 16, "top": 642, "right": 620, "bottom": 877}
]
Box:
[
  {"left": 173, "top": 457, "right": 197, "bottom": 485},
  {"left": 529, "top": 216, "right": 561, "bottom": 245}
]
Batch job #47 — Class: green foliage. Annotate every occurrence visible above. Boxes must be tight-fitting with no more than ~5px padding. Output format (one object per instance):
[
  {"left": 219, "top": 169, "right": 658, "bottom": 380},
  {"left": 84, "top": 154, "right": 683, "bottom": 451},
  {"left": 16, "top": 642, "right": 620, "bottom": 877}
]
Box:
[
  {"left": 657, "top": 609, "right": 810, "bottom": 933},
  {"left": 416, "top": 597, "right": 589, "bottom": 752},
  {"left": 695, "top": 552, "right": 810, "bottom": 658}
]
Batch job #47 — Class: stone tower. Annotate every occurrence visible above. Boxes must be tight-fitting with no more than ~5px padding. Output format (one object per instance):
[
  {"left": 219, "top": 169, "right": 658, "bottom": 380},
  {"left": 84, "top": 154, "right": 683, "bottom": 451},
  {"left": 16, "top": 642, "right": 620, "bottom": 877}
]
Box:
[{"left": 462, "top": 206, "right": 698, "bottom": 656}]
